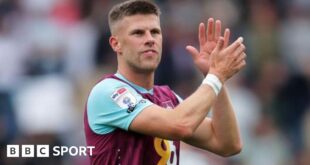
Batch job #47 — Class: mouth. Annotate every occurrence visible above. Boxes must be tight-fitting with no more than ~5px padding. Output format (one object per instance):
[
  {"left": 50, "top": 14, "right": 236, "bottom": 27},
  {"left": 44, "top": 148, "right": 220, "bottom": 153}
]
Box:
[{"left": 141, "top": 49, "right": 158, "bottom": 56}]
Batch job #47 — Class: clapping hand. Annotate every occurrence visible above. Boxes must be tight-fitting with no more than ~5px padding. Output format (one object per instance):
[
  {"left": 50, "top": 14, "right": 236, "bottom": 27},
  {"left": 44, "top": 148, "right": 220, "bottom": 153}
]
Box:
[{"left": 186, "top": 18, "right": 230, "bottom": 76}]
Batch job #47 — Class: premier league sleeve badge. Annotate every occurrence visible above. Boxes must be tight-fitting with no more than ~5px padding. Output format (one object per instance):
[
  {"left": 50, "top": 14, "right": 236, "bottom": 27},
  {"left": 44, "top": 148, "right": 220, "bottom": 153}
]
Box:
[{"left": 111, "top": 87, "right": 137, "bottom": 113}]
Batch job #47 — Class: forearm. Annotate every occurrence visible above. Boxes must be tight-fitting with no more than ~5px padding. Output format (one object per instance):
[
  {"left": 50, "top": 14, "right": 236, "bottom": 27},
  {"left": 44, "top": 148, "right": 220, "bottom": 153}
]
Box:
[
  {"left": 174, "top": 84, "right": 217, "bottom": 135},
  {"left": 129, "top": 83, "right": 220, "bottom": 141},
  {"left": 211, "top": 86, "right": 241, "bottom": 148}
]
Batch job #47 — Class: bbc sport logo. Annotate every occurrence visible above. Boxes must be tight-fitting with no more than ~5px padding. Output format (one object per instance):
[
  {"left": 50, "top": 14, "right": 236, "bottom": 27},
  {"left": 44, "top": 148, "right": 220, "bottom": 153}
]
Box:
[{"left": 6, "top": 145, "right": 95, "bottom": 158}]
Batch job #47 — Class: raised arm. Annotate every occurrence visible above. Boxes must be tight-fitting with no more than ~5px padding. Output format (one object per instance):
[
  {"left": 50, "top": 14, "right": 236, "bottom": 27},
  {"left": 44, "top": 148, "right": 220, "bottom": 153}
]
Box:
[{"left": 184, "top": 18, "right": 245, "bottom": 156}]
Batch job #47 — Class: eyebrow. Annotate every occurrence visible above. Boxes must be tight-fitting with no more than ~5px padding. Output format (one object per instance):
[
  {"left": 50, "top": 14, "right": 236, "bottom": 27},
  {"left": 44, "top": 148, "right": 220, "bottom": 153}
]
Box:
[
  {"left": 151, "top": 28, "right": 161, "bottom": 33},
  {"left": 129, "top": 27, "right": 161, "bottom": 34},
  {"left": 129, "top": 29, "right": 144, "bottom": 35}
]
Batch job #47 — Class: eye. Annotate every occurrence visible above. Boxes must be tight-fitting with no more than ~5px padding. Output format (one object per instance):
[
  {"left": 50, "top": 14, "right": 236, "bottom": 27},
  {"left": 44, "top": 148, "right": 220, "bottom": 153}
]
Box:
[{"left": 151, "top": 29, "right": 161, "bottom": 35}]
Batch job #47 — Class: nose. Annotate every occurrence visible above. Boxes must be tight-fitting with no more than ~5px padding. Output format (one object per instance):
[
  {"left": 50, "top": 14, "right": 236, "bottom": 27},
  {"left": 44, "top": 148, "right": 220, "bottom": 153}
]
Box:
[{"left": 145, "top": 31, "right": 155, "bottom": 47}]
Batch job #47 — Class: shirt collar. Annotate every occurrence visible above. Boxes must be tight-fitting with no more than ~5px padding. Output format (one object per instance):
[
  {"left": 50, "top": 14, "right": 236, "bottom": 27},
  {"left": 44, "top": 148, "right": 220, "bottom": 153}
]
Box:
[{"left": 115, "top": 72, "right": 154, "bottom": 94}]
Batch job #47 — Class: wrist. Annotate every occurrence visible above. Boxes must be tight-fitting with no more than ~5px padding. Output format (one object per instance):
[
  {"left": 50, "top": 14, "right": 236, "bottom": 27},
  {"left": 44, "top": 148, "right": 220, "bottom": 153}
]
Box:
[
  {"left": 208, "top": 70, "right": 226, "bottom": 84},
  {"left": 202, "top": 74, "right": 223, "bottom": 95}
]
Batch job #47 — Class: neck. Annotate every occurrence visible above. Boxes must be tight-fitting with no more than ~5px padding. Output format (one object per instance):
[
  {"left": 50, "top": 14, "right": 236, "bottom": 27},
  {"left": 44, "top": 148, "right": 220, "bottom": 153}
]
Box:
[{"left": 117, "top": 67, "right": 155, "bottom": 90}]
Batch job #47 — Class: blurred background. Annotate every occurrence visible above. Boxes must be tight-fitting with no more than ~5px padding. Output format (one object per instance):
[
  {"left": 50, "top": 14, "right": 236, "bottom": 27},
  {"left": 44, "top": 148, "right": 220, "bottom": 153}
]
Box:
[{"left": 0, "top": 0, "right": 309, "bottom": 164}]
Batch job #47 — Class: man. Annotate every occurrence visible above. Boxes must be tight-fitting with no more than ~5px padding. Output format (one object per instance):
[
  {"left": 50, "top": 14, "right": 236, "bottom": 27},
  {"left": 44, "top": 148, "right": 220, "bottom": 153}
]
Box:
[{"left": 84, "top": 0, "right": 246, "bottom": 164}]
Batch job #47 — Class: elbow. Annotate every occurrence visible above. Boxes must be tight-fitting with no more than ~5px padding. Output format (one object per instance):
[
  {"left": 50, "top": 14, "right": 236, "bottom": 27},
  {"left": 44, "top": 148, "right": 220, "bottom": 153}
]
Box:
[
  {"left": 219, "top": 141, "right": 243, "bottom": 157},
  {"left": 176, "top": 127, "right": 194, "bottom": 140},
  {"left": 172, "top": 124, "right": 195, "bottom": 140}
]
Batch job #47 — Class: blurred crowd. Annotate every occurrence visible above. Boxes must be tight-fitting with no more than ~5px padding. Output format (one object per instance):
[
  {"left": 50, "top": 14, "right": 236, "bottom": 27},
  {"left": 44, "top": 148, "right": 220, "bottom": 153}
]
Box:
[{"left": 0, "top": 0, "right": 309, "bottom": 165}]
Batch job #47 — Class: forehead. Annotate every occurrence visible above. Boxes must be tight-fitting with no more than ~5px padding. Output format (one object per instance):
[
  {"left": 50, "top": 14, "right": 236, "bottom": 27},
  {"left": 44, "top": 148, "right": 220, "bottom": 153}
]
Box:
[{"left": 118, "top": 14, "right": 161, "bottom": 32}]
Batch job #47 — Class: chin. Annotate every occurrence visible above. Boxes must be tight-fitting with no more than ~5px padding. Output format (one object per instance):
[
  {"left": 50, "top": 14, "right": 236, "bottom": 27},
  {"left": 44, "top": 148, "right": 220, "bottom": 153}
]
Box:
[
  {"left": 142, "top": 67, "right": 157, "bottom": 73},
  {"left": 141, "top": 61, "right": 159, "bottom": 69},
  {"left": 135, "top": 65, "right": 158, "bottom": 73},
  {"left": 129, "top": 61, "right": 160, "bottom": 73}
]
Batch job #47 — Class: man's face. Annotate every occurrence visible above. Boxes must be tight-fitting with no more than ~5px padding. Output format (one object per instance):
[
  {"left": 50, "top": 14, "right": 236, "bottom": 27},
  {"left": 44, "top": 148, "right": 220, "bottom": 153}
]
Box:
[{"left": 112, "top": 14, "right": 163, "bottom": 73}]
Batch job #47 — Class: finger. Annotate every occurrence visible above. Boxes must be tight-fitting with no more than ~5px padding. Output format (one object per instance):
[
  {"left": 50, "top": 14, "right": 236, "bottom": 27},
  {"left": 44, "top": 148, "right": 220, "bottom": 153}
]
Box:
[
  {"left": 186, "top": 45, "right": 200, "bottom": 60},
  {"left": 233, "top": 44, "right": 246, "bottom": 57},
  {"left": 226, "top": 37, "right": 243, "bottom": 53},
  {"left": 214, "top": 20, "right": 221, "bottom": 41},
  {"left": 215, "top": 37, "right": 224, "bottom": 51},
  {"left": 223, "top": 28, "right": 230, "bottom": 48},
  {"left": 199, "top": 23, "right": 206, "bottom": 48},
  {"left": 235, "top": 52, "right": 247, "bottom": 64},
  {"left": 207, "top": 18, "right": 214, "bottom": 41},
  {"left": 236, "top": 60, "right": 246, "bottom": 70}
]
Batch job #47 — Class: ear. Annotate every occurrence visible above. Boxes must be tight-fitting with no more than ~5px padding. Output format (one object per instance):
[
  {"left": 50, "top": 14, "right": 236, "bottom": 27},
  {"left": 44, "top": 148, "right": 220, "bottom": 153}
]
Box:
[{"left": 109, "top": 36, "right": 121, "bottom": 53}]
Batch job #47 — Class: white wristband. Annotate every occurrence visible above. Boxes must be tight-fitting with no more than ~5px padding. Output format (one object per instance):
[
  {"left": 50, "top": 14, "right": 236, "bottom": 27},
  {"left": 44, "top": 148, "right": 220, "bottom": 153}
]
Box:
[{"left": 202, "top": 74, "right": 222, "bottom": 95}]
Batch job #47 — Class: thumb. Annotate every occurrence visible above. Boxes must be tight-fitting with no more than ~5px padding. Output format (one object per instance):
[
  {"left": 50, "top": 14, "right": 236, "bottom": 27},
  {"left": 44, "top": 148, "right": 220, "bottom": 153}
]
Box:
[
  {"left": 215, "top": 37, "right": 224, "bottom": 51},
  {"left": 186, "top": 45, "right": 200, "bottom": 60}
]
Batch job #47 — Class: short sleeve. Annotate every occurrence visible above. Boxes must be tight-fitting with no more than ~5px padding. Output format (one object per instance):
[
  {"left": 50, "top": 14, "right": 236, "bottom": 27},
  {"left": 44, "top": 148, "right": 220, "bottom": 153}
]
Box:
[{"left": 87, "top": 78, "right": 153, "bottom": 134}]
